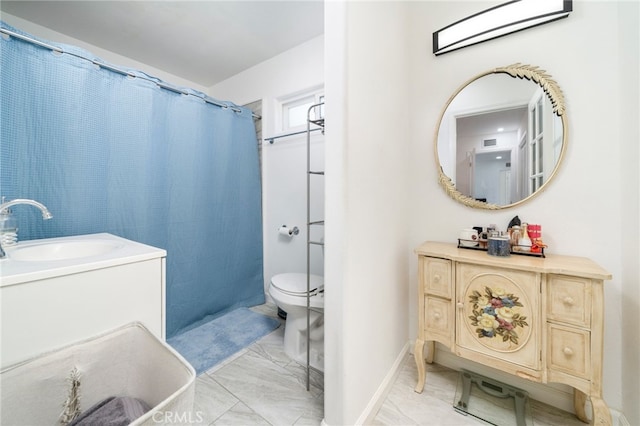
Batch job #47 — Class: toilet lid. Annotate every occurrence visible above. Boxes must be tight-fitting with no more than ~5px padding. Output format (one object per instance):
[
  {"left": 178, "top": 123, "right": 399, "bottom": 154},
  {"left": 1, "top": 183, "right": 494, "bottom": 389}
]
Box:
[{"left": 271, "top": 273, "right": 324, "bottom": 296}]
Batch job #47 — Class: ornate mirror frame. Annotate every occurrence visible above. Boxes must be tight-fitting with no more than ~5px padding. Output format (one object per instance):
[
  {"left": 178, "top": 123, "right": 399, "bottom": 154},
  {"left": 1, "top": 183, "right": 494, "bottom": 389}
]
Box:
[{"left": 435, "top": 63, "right": 568, "bottom": 210}]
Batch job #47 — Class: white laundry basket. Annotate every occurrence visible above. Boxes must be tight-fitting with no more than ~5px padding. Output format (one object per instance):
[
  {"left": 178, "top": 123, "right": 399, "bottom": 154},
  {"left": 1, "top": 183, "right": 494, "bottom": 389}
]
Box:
[{"left": 1, "top": 322, "right": 196, "bottom": 425}]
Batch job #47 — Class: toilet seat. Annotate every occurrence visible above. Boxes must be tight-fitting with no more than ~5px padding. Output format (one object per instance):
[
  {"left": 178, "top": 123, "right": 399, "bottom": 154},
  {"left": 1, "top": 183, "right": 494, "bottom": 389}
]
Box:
[{"left": 271, "top": 273, "right": 324, "bottom": 296}]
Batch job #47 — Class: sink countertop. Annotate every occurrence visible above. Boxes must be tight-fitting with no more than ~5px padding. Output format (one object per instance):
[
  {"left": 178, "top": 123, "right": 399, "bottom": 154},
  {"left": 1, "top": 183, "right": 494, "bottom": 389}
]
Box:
[{"left": 0, "top": 233, "right": 166, "bottom": 287}]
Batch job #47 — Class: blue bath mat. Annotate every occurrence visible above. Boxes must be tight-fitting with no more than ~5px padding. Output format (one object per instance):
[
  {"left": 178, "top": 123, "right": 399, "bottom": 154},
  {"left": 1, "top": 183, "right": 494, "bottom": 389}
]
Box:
[{"left": 167, "top": 307, "right": 280, "bottom": 375}]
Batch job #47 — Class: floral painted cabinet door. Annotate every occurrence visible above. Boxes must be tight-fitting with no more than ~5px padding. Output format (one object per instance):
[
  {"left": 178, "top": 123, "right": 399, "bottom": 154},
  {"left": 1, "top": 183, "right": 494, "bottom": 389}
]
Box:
[{"left": 456, "top": 263, "right": 541, "bottom": 372}]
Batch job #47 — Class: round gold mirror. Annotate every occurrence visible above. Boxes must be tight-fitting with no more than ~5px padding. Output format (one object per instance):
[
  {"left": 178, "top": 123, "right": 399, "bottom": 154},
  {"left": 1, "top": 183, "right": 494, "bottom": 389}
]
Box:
[{"left": 435, "top": 64, "right": 567, "bottom": 209}]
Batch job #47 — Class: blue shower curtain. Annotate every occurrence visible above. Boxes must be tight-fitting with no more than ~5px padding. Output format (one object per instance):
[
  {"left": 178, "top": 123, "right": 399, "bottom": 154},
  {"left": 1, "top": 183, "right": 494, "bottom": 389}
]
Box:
[{"left": 0, "top": 23, "right": 265, "bottom": 337}]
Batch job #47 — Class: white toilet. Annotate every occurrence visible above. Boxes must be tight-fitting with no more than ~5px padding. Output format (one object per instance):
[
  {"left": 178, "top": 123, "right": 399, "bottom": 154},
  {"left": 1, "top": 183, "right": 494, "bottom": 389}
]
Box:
[{"left": 269, "top": 273, "right": 324, "bottom": 372}]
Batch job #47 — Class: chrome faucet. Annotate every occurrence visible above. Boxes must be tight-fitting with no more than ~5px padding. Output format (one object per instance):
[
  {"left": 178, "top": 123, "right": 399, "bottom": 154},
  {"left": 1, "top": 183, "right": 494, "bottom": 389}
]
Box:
[{"left": 0, "top": 198, "right": 53, "bottom": 259}]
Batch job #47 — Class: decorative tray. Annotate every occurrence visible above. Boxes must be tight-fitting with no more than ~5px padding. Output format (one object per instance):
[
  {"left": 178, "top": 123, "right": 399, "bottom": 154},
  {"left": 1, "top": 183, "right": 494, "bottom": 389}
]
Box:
[{"left": 457, "top": 239, "right": 546, "bottom": 258}]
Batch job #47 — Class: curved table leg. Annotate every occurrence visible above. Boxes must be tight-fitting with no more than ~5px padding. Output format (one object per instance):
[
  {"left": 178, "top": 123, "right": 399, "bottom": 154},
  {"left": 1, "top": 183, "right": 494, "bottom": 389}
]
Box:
[
  {"left": 574, "top": 389, "right": 588, "bottom": 423},
  {"left": 414, "top": 340, "right": 435, "bottom": 393},
  {"left": 590, "top": 395, "right": 612, "bottom": 426},
  {"left": 574, "top": 389, "right": 612, "bottom": 426}
]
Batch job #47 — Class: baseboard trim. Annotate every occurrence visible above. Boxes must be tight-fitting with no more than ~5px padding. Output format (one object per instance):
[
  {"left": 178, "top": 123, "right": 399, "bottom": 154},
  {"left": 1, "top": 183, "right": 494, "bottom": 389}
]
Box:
[
  {"left": 615, "top": 410, "right": 630, "bottom": 426},
  {"left": 354, "top": 341, "right": 410, "bottom": 425}
]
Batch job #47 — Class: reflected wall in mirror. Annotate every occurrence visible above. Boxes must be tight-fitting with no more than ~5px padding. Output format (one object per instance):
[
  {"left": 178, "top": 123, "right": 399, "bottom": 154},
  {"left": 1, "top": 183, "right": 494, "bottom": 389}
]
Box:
[{"left": 435, "top": 64, "right": 567, "bottom": 209}]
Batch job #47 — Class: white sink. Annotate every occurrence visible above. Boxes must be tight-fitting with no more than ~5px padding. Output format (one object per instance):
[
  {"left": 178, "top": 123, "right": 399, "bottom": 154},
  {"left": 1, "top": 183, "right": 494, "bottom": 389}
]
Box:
[
  {"left": 1, "top": 233, "right": 167, "bottom": 289},
  {"left": 8, "top": 240, "right": 123, "bottom": 262}
]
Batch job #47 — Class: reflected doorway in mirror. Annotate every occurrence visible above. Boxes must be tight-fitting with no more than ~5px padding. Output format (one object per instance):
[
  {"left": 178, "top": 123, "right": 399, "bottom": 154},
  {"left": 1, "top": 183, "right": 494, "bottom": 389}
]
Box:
[{"left": 434, "top": 64, "right": 567, "bottom": 210}]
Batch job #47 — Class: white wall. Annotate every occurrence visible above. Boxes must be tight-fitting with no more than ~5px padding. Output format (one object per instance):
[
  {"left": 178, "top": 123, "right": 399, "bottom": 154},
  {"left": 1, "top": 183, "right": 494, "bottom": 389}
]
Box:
[
  {"left": 617, "top": 2, "right": 640, "bottom": 424},
  {"left": 1, "top": 13, "right": 207, "bottom": 93},
  {"left": 209, "top": 36, "right": 324, "bottom": 135},
  {"left": 324, "top": 2, "right": 411, "bottom": 424},
  {"left": 210, "top": 36, "right": 325, "bottom": 296},
  {"left": 405, "top": 1, "right": 639, "bottom": 424}
]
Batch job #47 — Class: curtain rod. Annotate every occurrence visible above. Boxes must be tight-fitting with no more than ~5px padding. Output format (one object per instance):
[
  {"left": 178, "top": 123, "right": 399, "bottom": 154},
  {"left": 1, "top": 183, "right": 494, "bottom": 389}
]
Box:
[
  {"left": 265, "top": 127, "right": 323, "bottom": 144},
  {"left": 0, "top": 27, "right": 261, "bottom": 120}
]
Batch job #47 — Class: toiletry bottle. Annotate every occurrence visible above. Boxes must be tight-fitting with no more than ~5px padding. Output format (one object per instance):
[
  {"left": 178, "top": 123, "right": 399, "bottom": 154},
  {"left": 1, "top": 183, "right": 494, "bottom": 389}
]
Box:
[
  {"left": 0, "top": 207, "right": 18, "bottom": 246},
  {"left": 519, "top": 223, "right": 532, "bottom": 252}
]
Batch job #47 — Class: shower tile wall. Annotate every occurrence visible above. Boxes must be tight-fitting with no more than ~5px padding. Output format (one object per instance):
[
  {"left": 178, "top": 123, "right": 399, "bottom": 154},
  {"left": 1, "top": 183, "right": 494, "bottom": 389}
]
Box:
[{"left": 244, "top": 100, "right": 263, "bottom": 180}]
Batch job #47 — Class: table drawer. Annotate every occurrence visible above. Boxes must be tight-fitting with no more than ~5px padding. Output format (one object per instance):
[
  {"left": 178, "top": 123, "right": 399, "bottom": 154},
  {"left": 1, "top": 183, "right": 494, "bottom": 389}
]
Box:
[
  {"left": 424, "top": 295, "right": 453, "bottom": 344},
  {"left": 547, "top": 275, "right": 591, "bottom": 328},
  {"left": 548, "top": 323, "right": 590, "bottom": 379},
  {"left": 422, "top": 257, "right": 452, "bottom": 298}
]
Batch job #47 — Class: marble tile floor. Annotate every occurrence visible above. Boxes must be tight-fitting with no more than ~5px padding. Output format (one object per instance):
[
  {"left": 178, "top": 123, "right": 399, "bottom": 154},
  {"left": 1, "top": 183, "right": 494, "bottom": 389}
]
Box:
[
  {"left": 192, "top": 303, "right": 586, "bottom": 426},
  {"left": 373, "top": 356, "right": 587, "bottom": 426},
  {"left": 192, "top": 303, "right": 324, "bottom": 426}
]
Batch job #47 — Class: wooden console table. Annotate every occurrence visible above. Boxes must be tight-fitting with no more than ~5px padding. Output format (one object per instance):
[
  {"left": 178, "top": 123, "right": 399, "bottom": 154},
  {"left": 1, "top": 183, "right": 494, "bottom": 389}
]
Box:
[{"left": 414, "top": 241, "right": 611, "bottom": 425}]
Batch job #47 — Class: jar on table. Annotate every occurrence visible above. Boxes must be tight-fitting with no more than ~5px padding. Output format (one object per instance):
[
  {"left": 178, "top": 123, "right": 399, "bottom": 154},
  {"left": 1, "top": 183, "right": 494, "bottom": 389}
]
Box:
[{"left": 510, "top": 226, "right": 521, "bottom": 250}]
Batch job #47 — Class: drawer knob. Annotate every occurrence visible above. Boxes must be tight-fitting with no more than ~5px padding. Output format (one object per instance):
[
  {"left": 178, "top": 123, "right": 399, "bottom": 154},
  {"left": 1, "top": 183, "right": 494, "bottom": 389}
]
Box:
[
  {"left": 433, "top": 312, "right": 441, "bottom": 319},
  {"left": 563, "top": 347, "right": 574, "bottom": 356},
  {"left": 457, "top": 302, "right": 464, "bottom": 309},
  {"left": 434, "top": 274, "right": 441, "bottom": 282},
  {"left": 563, "top": 296, "right": 575, "bottom": 306}
]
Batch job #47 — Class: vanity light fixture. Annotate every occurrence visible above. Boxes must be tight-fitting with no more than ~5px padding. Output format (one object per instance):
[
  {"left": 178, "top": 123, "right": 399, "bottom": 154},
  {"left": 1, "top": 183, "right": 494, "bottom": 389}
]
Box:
[
  {"left": 497, "top": 127, "right": 504, "bottom": 132},
  {"left": 433, "top": 0, "right": 572, "bottom": 56}
]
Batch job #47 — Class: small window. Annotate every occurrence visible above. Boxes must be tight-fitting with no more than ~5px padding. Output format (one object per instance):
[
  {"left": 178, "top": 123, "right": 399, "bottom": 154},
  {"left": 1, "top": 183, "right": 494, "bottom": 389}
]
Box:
[
  {"left": 283, "top": 96, "right": 315, "bottom": 129},
  {"left": 279, "top": 89, "right": 324, "bottom": 132}
]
